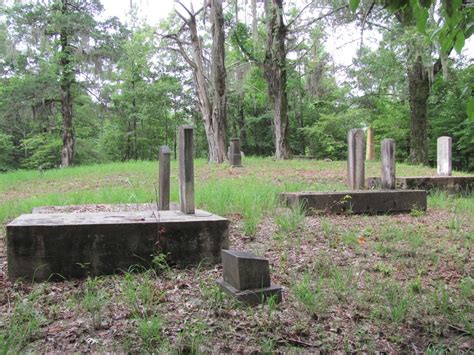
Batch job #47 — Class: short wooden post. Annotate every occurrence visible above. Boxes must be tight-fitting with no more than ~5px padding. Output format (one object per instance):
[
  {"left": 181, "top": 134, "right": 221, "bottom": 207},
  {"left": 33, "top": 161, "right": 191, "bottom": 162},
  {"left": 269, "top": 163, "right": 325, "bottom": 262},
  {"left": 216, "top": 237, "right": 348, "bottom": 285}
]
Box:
[
  {"left": 381, "top": 138, "right": 396, "bottom": 189},
  {"left": 347, "top": 129, "right": 365, "bottom": 190},
  {"left": 158, "top": 146, "right": 171, "bottom": 210},
  {"left": 366, "top": 126, "right": 375, "bottom": 161},
  {"left": 178, "top": 125, "right": 195, "bottom": 214},
  {"left": 437, "top": 136, "right": 452, "bottom": 176}
]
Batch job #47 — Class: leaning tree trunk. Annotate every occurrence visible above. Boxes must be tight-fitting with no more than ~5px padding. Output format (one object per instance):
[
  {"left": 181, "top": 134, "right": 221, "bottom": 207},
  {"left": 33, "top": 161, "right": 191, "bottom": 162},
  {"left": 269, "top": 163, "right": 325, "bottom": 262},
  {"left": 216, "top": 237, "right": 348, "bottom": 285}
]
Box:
[
  {"left": 264, "top": 0, "right": 290, "bottom": 159},
  {"left": 407, "top": 55, "right": 430, "bottom": 165},
  {"left": 60, "top": 0, "right": 75, "bottom": 167}
]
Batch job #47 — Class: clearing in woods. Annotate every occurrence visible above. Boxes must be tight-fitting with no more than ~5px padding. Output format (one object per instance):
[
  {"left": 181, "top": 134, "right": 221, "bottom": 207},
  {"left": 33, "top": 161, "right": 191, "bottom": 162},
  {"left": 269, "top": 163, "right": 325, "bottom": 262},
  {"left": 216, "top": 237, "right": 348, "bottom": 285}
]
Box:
[{"left": 0, "top": 158, "right": 473, "bottom": 353}]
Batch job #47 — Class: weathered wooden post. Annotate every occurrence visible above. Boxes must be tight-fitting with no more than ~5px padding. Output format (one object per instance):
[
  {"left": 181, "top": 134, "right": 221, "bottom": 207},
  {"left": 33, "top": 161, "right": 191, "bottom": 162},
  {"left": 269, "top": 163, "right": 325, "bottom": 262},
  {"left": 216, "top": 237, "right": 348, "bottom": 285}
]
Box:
[
  {"left": 381, "top": 138, "right": 396, "bottom": 189},
  {"left": 347, "top": 129, "right": 365, "bottom": 190},
  {"left": 158, "top": 146, "right": 171, "bottom": 210},
  {"left": 366, "top": 126, "right": 375, "bottom": 161},
  {"left": 437, "top": 136, "right": 452, "bottom": 176},
  {"left": 178, "top": 125, "right": 195, "bottom": 214},
  {"left": 229, "top": 138, "right": 242, "bottom": 167}
]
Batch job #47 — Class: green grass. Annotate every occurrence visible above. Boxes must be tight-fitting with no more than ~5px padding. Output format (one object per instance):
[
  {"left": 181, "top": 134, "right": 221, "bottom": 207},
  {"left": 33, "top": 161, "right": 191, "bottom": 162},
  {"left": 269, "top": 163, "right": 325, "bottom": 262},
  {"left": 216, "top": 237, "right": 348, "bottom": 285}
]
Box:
[{"left": 1, "top": 157, "right": 473, "bottom": 353}]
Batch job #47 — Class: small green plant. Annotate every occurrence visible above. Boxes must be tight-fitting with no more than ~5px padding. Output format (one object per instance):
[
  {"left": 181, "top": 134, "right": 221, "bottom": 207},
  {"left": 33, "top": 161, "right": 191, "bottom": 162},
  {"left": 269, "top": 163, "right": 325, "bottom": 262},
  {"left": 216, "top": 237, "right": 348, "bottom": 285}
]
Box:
[
  {"left": 432, "top": 283, "right": 452, "bottom": 315},
  {"left": 341, "top": 230, "right": 358, "bottom": 247},
  {"left": 410, "top": 207, "right": 425, "bottom": 217},
  {"left": 260, "top": 337, "right": 276, "bottom": 353},
  {"left": 242, "top": 203, "right": 261, "bottom": 237},
  {"left": 293, "top": 273, "right": 324, "bottom": 316},
  {"left": 265, "top": 293, "right": 280, "bottom": 317},
  {"left": 459, "top": 276, "right": 474, "bottom": 300},
  {"left": 409, "top": 276, "right": 422, "bottom": 294},
  {"left": 373, "top": 262, "right": 394, "bottom": 276},
  {"left": 447, "top": 216, "right": 461, "bottom": 232},
  {"left": 275, "top": 203, "right": 306, "bottom": 236},
  {"left": 200, "top": 281, "right": 225, "bottom": 307},
  {"left": 152, "top": 252, "right": 172, "bottom": 275},
  {"left": 386, "top": 285, "right": 411, "bottom": 324},
  {"left": 176, "top": 319, "right": 208, "bottom": 354},
  {"left": 1, "top": 289, "right": 43, "bottom": 352},
  {"left": 82, "top": 277, "right": 108, "bottom": 329},
  {"left": 122, "top": 271, "right": 159, "bottom": 317},
  {"left": 321, "top": 219, "right": 334, "bottom": 238},
  {"left": 329, "top": 266, "right": 354, "bottom": 301},
  {"left": 138, "top": 316, "right": 164, "bottom": 350}
]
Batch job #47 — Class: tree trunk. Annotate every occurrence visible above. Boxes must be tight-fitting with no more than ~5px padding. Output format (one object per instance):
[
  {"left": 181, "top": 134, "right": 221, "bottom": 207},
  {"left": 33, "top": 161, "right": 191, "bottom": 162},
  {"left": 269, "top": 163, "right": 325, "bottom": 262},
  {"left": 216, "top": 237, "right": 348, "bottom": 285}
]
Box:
[
  {"left": 264, "top": 0, "right": 290, "bottom": 159},
  {"left": 60, "top": 0, "right": 75, "bottom": 167},
  {"left": 209, "top": 0, "right": 227, "bottom": 163},
  {"left": 407, "top": 55, "right": 430, "bottom": 164},
  {"left": 181, "top": 0, "right": 227, "bottom": 163}
]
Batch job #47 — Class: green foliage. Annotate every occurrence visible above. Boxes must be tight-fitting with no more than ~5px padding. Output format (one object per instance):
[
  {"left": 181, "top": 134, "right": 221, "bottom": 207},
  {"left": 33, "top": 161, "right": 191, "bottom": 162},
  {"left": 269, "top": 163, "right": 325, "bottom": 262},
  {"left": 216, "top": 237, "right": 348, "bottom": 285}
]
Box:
[
  {"left": 302, "top": 110, "right": 364, "bottom": 160},
  {"left": 21, "top": 134, "right": 62, "bottom": 169},
  {"left": 0, "top": 132, "right": 15, "bottom": 171}
]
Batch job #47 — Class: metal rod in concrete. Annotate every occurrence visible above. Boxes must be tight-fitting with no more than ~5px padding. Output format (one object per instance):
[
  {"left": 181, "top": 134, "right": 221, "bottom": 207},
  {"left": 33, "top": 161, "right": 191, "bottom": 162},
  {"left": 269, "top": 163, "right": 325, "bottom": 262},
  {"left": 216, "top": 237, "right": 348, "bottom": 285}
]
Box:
[
  {"left": 159, "top": 145, "right": 171, "bottom": 210},
  {"left": 178, "top": 125, "right": 195, "bottom": 214},
  {"left": 381, "top": 138, "right": 396, "bottom": 189},
  {"left": 437, "top": 136, "right": 452, "bottom": 176},
  {"left": 366, "top": 126, "right": 375, "bottom": 161},
  {"left": 347, "top": 128, "right": 365, "bottom": 190}
]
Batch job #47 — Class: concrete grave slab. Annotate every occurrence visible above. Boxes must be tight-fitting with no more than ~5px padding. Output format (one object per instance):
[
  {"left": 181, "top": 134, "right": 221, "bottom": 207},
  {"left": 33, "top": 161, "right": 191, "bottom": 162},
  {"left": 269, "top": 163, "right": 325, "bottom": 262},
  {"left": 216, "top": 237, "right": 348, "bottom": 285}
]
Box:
[
  {"left": 367, "top": 176, "right": 474, "bottom": 194},
  {"left": 281, "top": 190, "right": 427, "bottom": 215},
  {"left": 7, "top": 209, "right": 229, "bottom": 282}
]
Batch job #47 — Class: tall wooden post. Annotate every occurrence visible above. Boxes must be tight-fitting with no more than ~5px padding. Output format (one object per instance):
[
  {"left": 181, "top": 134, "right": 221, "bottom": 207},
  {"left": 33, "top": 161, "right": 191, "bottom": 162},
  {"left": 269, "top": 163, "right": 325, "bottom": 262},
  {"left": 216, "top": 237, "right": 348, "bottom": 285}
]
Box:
[{"left": 178, "top": 125, "right": 195, "bottom": 214}]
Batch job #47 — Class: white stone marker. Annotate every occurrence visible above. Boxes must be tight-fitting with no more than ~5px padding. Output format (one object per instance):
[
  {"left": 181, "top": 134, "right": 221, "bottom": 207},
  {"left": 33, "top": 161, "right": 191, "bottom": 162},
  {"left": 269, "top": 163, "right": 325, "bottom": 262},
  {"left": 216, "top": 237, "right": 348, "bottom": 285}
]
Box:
[
  {"left": 347, "top": 129, "right": 365, "bottom": 190},
  {"left": 381, "top": 138, "right": 396, "bottom": 189},
  {"left": 437, "top": 136, "right": 452, "bottom": 176},
  {"left": 178, "top": 125, "right": 195, "bottom": 214}
]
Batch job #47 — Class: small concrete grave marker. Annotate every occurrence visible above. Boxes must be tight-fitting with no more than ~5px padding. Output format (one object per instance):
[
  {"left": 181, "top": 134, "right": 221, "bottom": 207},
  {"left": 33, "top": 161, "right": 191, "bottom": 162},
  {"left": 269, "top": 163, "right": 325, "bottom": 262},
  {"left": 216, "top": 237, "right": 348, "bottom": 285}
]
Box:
[
  {"left": 347, "top": 129, "right": 365, "bottom": 190},
  {"left": 366, "top": 126, "right": 375, "bottom": 161},
  {"left": 159, "top": 145, "right": 171, "bottom": 210},
  {"left": 381, "top": 138, "right": 396, "bottom": 189},
  {"left": 437, "top": 136, "right": 452, "bottom": 177},
  {"left": 179, "top": 125, "right": 195, "bottom": 214},
  {"left": 229, "top": 138, "right": 242, "bottom": 167},
  {"left": 217, "top": 250, "right": 282, "bottom": 306}
]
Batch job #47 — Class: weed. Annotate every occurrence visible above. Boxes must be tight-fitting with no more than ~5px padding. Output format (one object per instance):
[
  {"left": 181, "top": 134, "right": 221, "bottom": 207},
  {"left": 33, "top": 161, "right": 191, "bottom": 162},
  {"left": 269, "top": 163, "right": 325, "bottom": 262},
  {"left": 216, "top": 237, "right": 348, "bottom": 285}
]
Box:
[
  {"left": 82, "top": 277, "right": 108, "bottom": 329},
  {"left": 341, "top": 230, "right": 358, "bottom": 247},
  {"left": 410, "top": 207, "right": 425, "bottom": 217},
  {"left": 386, "top": 285, "right": 411, "bottom": 324},
  {"left": 459, "top": 277, "right": 474, "bottom": 300},
  {"left": 266, "top": 293, "right": 280, "bottom": 317},
  {"left": 329, "top": 266, "right": 354, "bottom": 301},
  {"left": 293, "top": 273, "right": 325, "bottom": 316},
  {"left": 122, "top": 271, "right": 159, "bottom": 318},
  {"left": 432, "top": 283, "right": 451, "bottom": 315},
  {"left": 200, "top": 281, "right": 225, "bottom": 307},
  {"left": 152, "top": 252, "right": 172, "bottom": 275},
  {"left": 260, "top": 337, "right": 276, "bottom": 353},
  {"left": 320, "top": 219, "right": 334, "bottom": 238},
  {"left": 242, "top": 203, "right": 261, "bottom": 237},
  {"left": 138, "top": 316, "right": 164, "bottom": 350},
  {"left": 176, "top": 319, "right": 208, "bottom": 354},
  {"left": 275, "top": 203, "right": 306, "bottom": 236},
  {"left": 373, "top": 262, "right": 393, "bottom": 276},
  {"left": 1, "top": 289, "right": 43, "bottom": 352},
  {"left": 409, "top": 276, "right": 422, "bottom": 294}
]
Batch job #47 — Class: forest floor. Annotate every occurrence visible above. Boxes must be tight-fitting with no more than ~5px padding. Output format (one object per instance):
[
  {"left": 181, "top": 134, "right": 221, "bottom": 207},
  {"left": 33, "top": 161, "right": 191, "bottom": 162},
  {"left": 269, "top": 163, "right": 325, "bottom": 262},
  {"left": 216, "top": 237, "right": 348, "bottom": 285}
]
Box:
[{"left": 0, "top": 158, "right": 473, "bottom": 353}]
